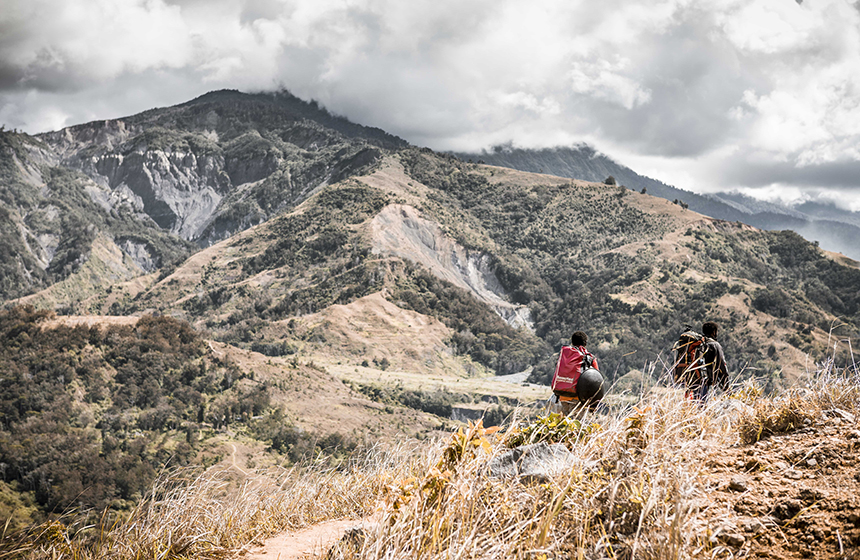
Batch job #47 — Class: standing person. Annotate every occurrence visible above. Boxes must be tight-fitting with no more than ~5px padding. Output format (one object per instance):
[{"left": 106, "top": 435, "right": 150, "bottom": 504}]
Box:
[
  {"left": 699, "top": 321, "right": 729, "bottom": 401},
  {"left": 675, "top": 321, "right": 729, "bottom": 402},
  {"left": 549, "top": 331, "right": 605, "bottom": 416}
]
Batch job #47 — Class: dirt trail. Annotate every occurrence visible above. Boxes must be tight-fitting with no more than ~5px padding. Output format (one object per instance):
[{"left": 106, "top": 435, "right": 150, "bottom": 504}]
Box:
[
  {"left": 242, "top": 519, "right": 367, "bottom": 560},
  {"left": 698, "top": 410, "right": 860, "bottom": 559}
]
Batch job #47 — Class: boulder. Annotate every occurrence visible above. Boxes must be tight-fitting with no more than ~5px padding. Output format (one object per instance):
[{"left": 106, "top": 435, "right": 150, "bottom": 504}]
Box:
[
  {"left": 487, "top": 442, "right": 576, "bottom": 483},
  {"left": 710, "top": 398, "right": 755, "bottom": 430}
]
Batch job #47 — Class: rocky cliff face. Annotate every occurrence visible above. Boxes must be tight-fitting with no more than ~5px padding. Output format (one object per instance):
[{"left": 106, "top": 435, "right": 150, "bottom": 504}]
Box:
[
  {"left": 35, "top": 90, "right": 404, "bottom": 247},
  {"left": 0, "top": 90, "right": 409, "bottom": 300},
  {"left": 370, "top": 204, "right": 533, "bottom": 329},
  {"left": 0, "top": 127, "right": 195, "bottom": 301}
]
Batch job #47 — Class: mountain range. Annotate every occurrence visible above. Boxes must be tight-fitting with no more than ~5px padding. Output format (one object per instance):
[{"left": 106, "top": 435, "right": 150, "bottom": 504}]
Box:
[
  {"left": 2, "top": 89, "right": 860, "bottom": 520},
  {"left": 454, "top": 144, "right": 860, "bottom": 261}
]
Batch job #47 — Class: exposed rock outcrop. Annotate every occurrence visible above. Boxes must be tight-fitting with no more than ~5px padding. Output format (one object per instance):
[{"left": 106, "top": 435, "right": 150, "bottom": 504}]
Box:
[
  {"left": 487, "top": 442, "right": 578, "bottom": 483},
  {"left": 370, "top": 204, "right": 533, "bottom": 330}
]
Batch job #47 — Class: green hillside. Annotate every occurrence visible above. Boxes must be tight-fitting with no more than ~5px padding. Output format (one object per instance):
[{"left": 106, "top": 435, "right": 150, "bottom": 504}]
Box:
[
  {"left": 400, "top": 150, "right": 860, "bottom": 385},
  {"left": 88, "top": 146, "right": 860, "bottom": 392},
  {"left": 0, "top": 306, "right": 440, "bottom": 526}
]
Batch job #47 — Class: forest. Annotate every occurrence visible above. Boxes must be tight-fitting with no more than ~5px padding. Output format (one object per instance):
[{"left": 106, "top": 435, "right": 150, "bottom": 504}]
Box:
[{"left": 0, "top": 307, "right": 272, "bottom": 524}]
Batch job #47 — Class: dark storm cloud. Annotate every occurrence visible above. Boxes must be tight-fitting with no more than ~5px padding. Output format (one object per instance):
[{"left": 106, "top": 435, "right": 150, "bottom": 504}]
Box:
[
  {"left": 1, "top": 0, "right": 860, "bottom": 207},
  {"left": 722, "top": 158, "right": 860, "bottom": 190}
]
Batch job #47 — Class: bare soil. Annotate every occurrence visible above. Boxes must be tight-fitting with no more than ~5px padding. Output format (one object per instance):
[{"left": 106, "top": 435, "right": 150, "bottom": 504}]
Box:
[
  {"left": 240, "top": 518, "right": 368, "bottom": 560},
  {"left": 699, "top": 412, "right": 860, "bottom": 559}
]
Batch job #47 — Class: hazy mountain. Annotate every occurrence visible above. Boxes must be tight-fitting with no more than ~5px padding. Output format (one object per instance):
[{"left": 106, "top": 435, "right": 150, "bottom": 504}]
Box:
[
  {"left": 455, "top": 144, "right": 860, "bottom": 260},
  {"left": 3, "top": 92, "right": 858, "bottom": 382},
  {"left": 39, "top": 145, "right": 854, "bottom": 387},
  {"left": 38, "top": 89, "right": 407, "bottom": 246}
]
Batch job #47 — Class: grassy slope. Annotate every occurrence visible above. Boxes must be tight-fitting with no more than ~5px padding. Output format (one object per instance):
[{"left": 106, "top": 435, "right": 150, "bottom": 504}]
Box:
[
  {"left": 80, "top": 149, "right": 860, "bottom": 393},
  {"left": 396, "top": 149, "right": 860, "bottom": 387},
  {"left": 0, "top": 308, "right": 441, "bottom": 527},
  {"left": 7, "top": 365, "right": 860, "bottom": 560}
]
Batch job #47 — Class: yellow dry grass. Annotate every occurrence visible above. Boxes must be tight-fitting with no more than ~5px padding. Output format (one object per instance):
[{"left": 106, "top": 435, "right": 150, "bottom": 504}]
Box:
[{"left": 5, "top": 360, "right": 858, "bottom": 560}]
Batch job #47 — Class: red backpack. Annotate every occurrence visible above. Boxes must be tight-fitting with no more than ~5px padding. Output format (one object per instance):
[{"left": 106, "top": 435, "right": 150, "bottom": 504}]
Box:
[{"left": 551, "top": 345, "right": 598, "bottom": 396}]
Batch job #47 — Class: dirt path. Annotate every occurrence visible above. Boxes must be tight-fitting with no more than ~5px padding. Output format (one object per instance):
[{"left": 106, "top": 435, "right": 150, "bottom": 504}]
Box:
[
  {"left": 698, "top": 409, "right": 860, "bottom": 559},
  {"left": 242, "top": 519, "right": 367, "bottom": 560},
  {"left": 229, "top": 443, "right": 249, "bottom": 476}
]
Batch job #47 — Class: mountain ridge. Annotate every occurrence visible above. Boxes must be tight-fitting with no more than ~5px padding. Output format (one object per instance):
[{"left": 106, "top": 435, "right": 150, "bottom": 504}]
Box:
[
  {"left": 454, "top": 144, "right": 860, "bottom": 260},
  {"left": 3, "top": 90, "right": 860, "bottom": 536}
]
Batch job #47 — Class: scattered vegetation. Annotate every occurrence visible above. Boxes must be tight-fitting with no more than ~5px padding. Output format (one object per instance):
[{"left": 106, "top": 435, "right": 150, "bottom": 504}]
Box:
[
  {"left": 0, "top": 455, "right": 395, "bottom": 560},
  {"left": 0, "top": 306, "right": 264, "bottom": 520},
  {"left": 3, "top": 355, "right": 858, "bottom": 559},
  {"left": 504, "top": 412, "right": 600, "bottom": 448},
  {"left": 400, "top": 148, "right": 860, "bottom": 385},
  {"left": 388, "top": 265, "right": 548, "bottom": 374}
]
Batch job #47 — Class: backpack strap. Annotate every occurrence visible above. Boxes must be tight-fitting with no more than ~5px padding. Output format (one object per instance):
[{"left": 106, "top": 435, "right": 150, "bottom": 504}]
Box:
[{"left": 580, "top": 347, "right": 594, "bottom": 369}]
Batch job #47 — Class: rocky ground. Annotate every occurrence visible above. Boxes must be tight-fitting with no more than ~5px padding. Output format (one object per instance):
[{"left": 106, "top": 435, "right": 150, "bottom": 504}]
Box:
[{"left": 700, "top": 409, "right": 860, "bottom": 559}]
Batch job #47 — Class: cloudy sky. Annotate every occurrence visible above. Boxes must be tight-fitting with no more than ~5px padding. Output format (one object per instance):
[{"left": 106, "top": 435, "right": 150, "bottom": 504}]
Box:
[{"left": 2, "top": 0, "right": 860, "bottom": 209}]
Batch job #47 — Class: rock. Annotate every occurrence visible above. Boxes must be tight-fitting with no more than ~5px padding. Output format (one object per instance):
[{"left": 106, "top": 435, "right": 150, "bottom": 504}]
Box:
[
  {"left": 806, "top": 458, "right": 818, "bottom": 468},
  {"left": 774, "top": 461, "right": 791, "bottom": 471},
  {"left": 487, "top": 442, "right": 577, "bottom": 483},
  {"left": 773, "top": 499, "right": 803, "bottom": 520},
  {"left": 711, "top": 399, "right": 755, "bottom": 429},
  {"left": 739, "top": 517, "right": 766, "bottom": 533},
  {"left": 729, "top": 477, "right": 749, "bottom": 492},
  {"left": 721, "top": 533, "right": 746, "bottom": 547}
]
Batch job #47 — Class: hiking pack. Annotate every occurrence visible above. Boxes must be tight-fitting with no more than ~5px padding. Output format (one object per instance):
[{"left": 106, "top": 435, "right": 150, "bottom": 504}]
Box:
[
  {"left": 551, "top": 345, "right": 603, "bottom": 403},
  {"left": 672, "top": 326, "right": 706, "bottom": 386}
]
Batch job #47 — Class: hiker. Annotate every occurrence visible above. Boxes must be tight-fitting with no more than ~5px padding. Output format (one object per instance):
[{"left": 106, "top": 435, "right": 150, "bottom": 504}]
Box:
[
  {"left": 674, "top": 321, "right": 729, "bottom": 402},
  {"left": 549, "top": 331, "right": 606, "bottom": 416}
]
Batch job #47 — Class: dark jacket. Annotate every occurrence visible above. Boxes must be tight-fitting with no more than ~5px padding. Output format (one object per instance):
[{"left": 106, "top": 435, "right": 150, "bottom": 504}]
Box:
[{"left": 703, "top": 337, "right": 729, "bottom": 390}]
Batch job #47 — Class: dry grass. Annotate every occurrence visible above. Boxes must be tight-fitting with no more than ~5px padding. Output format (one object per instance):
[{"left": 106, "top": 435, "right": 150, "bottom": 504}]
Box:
[
  {"left": 344, "top": 395, "right": 731, "bottom": 560},
  {"left": 736, "top": 357, "right": 860, "bottom": 445},
  {"left": 0, "top": 445, "right": 413, "bottom": 560},
  {"left": 329, "top": 363, "right": 860, "bottom": 560},
  {"left": 5, "top": 359, "right": 859, "bottom": 560}
]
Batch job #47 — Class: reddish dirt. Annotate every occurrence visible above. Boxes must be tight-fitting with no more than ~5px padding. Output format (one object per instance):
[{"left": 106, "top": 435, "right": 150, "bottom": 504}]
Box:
[
  {"left": 699, "top": 412, "right": 860, "bottom": 559},
  {"left": 241, "top": 518, "right": 363, "bottom": 560}
]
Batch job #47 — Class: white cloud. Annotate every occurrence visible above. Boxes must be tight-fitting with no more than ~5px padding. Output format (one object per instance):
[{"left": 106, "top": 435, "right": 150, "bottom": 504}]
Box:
[
  {"left": 0, "top": 0, "right": 193, "bottom": 84},
  {"left": 1, "top": 0, "right": 860, "bottom": 211},
  {"left": 567, "top": 58, "right": 652, "bottom": 110}
]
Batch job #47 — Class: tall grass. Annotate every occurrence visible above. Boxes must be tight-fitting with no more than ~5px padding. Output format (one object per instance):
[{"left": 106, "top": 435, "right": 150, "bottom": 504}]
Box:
[
  {"left": 347, "top": 393, "right": 737, "bottom": 559},
  {"left": 4, "top": 357, "right": 858, "bottom": 560},
  {"left": 333, "top": 358, "right": 860, "bottom": 560},
  {"left": 0, "top": 444, "right": 412, "bottom": 560}
]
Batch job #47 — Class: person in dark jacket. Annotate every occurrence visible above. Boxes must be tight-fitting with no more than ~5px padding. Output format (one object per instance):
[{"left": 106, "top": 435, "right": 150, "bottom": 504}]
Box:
[{"left": 690, "top": 321, "right": 729, "bottom": 402}]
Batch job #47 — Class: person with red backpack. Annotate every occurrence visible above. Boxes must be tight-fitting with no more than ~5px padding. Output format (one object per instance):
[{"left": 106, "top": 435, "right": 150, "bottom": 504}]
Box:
[
  {"left": 549, "top": 331, "right": 606, "bottom": 416},
  {"left": 673, "top": 321, "right": 729, "bottom": 402}
]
